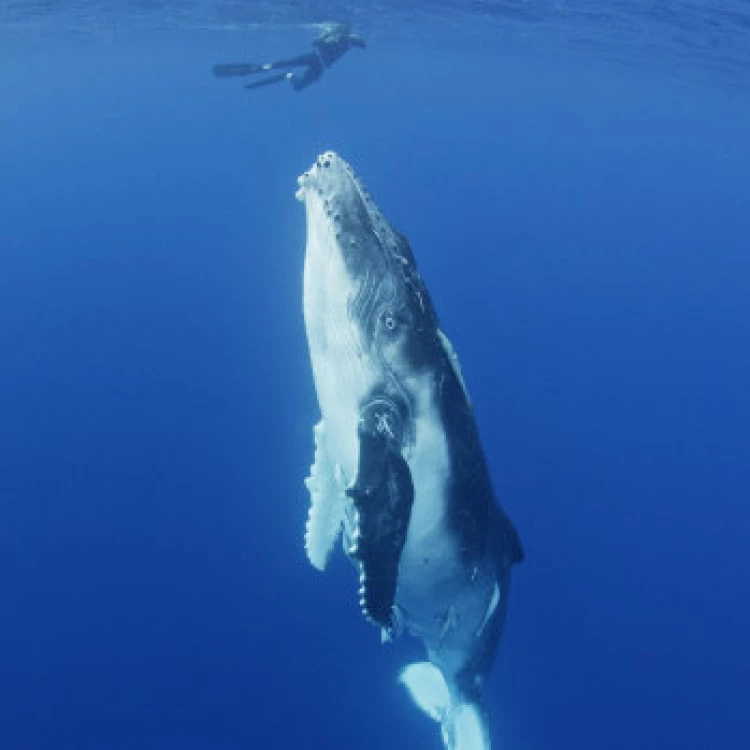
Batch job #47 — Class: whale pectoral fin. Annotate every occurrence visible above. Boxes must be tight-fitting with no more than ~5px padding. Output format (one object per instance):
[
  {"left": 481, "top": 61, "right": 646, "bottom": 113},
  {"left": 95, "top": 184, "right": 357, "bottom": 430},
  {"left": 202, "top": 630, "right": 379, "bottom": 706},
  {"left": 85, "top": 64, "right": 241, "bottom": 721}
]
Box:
[
  {"left": 304, "top": 420, "right": 347, "bottom": 571},
  {"left": 347, "top": 409, "right": 414, "bottom": 629}
]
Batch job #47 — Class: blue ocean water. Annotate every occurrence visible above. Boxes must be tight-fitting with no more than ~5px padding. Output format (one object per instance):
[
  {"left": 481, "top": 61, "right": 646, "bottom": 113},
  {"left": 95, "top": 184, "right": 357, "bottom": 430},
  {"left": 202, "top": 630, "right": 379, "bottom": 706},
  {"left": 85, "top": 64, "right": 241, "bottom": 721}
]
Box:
[{"left": 1, "top": 3, "right": 749, "bottom": 749}]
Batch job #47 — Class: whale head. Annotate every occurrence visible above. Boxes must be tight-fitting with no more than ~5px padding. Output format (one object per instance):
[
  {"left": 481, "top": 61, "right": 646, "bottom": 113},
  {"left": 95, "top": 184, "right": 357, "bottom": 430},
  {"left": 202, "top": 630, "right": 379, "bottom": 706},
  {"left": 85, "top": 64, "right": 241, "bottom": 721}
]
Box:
[{"left": 297, "top": 151, "right": 439, "bottom": 382}]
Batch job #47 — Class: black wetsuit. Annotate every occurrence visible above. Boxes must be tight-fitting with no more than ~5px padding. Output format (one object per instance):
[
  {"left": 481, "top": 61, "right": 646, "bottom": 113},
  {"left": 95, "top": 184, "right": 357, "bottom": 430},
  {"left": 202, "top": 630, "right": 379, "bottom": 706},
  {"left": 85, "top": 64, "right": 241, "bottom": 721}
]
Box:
[{"left": 213, "top": 33, "right": 366, "bottom": 92}]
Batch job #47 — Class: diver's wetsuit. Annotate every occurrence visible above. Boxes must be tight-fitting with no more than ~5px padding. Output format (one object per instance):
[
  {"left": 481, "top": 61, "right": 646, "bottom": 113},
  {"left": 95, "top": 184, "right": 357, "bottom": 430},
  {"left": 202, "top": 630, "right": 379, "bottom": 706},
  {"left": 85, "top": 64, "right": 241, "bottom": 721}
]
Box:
[{"left": 213, "top": 28, "right": 366, "bottom": 92}]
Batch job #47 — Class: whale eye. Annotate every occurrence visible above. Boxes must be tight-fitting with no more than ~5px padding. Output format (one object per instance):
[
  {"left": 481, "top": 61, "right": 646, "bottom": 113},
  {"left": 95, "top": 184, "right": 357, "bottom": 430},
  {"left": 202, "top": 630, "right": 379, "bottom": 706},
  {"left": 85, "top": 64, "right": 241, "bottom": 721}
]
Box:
[
  {"left": 380, "top": 307, "right": 412, "bottom": 338},
  {"left": 381, "top": 308, "right": 409, "bottom": 335}
]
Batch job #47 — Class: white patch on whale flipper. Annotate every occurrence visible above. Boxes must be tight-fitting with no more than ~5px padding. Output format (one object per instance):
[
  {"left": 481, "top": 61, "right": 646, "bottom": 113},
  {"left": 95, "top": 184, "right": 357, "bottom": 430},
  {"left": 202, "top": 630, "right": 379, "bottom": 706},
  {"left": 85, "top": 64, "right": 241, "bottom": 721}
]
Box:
[{"left": 304, "top": 420, "right": 347, "bottom": 571}]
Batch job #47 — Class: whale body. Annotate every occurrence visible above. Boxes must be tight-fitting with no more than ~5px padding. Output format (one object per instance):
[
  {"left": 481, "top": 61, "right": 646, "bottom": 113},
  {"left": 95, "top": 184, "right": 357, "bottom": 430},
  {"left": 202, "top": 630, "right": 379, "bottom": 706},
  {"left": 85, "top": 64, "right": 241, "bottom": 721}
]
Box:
[{"left": 296, "top": 151, "right": 523, "bottom": 750}]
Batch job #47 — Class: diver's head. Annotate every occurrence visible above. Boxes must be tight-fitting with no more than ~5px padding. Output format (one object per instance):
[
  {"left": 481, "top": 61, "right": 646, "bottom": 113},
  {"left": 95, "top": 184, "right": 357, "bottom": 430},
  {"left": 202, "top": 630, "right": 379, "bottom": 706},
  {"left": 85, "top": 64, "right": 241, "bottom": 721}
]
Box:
[{"left": 314, "top": 21, "right": 351, "bottom": 43}]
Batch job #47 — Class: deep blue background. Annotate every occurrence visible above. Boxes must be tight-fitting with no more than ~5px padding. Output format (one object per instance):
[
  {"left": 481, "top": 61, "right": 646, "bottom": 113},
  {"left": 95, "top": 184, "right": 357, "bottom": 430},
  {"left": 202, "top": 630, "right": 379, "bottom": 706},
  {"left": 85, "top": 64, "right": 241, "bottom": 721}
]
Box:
[{"left": 1, "top": 28, "right": 749, "bottom": 750}]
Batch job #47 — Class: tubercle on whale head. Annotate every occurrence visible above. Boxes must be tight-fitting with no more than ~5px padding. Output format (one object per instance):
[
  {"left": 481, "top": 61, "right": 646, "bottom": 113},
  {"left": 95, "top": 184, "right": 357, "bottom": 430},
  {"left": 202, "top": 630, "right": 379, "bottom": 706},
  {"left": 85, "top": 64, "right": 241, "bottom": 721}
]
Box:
[
  {"left": 295, "top": 150, "right": 372, "bottom": 219},
  {"left": 296, "top": 151, "right": 411, "bottom": 268},
  {"left": 296, "top": 151, "right": 393, "bottom": 282},
  {"left": 297, "top": 151, "right": 339, "bottom": 201},
  {"left": 296, "top": 150, "right": 359, "bottom": 192}
]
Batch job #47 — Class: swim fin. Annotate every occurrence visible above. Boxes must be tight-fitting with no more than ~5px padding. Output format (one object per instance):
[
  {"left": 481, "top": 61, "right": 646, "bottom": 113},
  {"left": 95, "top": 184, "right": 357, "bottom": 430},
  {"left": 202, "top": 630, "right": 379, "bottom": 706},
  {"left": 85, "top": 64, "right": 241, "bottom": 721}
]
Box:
[{"left": 212, "top": 63, "right": 264, "bottom": 77}]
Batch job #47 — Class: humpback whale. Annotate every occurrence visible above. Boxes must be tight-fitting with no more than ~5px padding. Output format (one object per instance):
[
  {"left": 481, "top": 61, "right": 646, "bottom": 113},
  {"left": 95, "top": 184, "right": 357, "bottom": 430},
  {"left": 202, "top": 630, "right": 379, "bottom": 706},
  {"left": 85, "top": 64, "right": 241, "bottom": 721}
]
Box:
[{"left": 296, "top": 151, "right": 523, "bottom": 750}]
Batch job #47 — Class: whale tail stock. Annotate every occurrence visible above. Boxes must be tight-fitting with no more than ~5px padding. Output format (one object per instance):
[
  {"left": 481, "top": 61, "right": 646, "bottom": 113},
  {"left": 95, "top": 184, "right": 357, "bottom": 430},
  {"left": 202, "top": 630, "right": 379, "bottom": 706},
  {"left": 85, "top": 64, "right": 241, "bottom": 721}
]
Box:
[{"left": 400, "top": 662, "right": 491, "bottom": 750}]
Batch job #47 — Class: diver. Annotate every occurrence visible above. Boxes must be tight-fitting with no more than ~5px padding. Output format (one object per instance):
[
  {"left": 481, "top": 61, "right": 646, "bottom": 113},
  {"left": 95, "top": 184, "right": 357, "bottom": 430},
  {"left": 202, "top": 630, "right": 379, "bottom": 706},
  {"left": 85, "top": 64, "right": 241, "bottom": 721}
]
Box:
[{"left": 212, "top": 23, "right": 366, "bottom": 92}]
